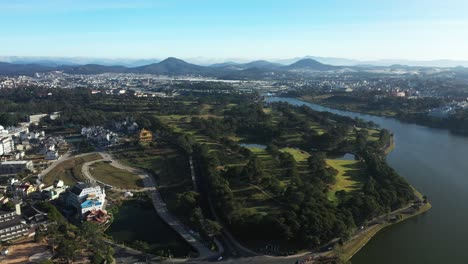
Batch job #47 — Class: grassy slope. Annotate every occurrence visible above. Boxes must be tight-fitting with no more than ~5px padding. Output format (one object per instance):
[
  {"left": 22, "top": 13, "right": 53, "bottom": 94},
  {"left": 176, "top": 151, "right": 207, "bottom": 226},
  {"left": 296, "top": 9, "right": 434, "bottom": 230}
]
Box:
[
  {"left": 90, "top": 161, "right": 144, "bottom": 189},
  {"left": 43, "top": 153, "right": 102, "bottom": 186},
  {"left": 326, "top": 159, "right": 365, "bottom": 202},
  {"left": 280, "top": 147, "right": 310, "bottom": 162}
]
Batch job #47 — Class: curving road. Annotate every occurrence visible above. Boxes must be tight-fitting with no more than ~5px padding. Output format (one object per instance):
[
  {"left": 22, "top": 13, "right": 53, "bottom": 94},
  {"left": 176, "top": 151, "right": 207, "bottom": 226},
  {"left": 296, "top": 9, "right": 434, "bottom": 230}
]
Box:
[
  {"left": 93, "top": 152, "right": 218, "bottom": 260},
  {"left": 81, "top": 158, "right": 154, "bottom": 193}
]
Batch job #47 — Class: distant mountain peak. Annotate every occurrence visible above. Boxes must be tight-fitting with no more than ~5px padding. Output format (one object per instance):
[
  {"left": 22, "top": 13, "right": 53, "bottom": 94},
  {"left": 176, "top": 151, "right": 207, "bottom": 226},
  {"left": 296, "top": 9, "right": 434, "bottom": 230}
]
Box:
[{"left": 287, "top": 58, "right": 337, "bottom": 71}]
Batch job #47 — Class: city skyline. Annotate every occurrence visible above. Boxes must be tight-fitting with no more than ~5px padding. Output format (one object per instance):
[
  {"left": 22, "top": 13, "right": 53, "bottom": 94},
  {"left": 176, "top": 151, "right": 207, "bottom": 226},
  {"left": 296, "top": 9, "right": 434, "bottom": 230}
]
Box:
[{"left": 1, "top": 0, "right": 468, "bottom": 60}]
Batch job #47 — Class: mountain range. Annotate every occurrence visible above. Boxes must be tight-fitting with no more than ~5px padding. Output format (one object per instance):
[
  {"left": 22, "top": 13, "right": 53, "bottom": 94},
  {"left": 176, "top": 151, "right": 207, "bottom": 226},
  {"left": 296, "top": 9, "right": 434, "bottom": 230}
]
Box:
[
  {"left": 0, "top": 56, "right": 466, "bottom": 77},
  {"left": 2, "top": 55, "right": 468, "bottom": 68},
  {"left": 0, "top": 57, "right": 343, "bottom": 77}
]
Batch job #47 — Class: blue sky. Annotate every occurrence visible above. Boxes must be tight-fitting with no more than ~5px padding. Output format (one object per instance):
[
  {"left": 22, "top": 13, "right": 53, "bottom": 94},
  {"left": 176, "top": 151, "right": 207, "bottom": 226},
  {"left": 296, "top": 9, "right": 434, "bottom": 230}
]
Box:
[{"left": 1, "top": 0, "right": 468, "bottom": 60}]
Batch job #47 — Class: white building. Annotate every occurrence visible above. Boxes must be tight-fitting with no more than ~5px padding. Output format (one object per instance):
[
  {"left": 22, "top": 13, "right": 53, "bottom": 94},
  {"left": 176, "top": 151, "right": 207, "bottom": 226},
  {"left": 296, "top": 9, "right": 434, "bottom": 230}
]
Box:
[
  {"left": 45, "top": 150, "right": 60, "bottom": 160},
  {"left": 29, "top": 114, "right": 48, "bottom": 125},
  {"left": 0, "top": 137, "right": 15, "bottom": 156},
  {"left": 0, "top": 126, "right": 7, "bottom": 135},
  {"left": 42, "top": 180, "right": 67, "bottom": 200},
  {"left": 65, "top": 182, "right": 106, "bottom": 217},
  {"left": 5, "top": 126, "right": 29, "bottom": 138}
]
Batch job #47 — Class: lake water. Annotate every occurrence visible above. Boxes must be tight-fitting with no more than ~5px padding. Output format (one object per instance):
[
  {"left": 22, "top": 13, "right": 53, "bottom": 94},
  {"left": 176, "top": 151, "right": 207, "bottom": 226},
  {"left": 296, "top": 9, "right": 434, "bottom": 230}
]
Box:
[
  {"left": 333, "top": 153, "right": 356, "bottom": 160},
  {"left": 266, "top": 97, "right": 468, "bottom": 264}
]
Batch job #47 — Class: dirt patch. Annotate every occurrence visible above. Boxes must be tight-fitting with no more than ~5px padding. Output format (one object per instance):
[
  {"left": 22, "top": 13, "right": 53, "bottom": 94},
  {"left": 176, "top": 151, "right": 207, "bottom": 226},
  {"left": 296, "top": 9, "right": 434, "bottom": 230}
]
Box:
[{"left": 1, "top": 239, "right": 51, "bottom": 264}]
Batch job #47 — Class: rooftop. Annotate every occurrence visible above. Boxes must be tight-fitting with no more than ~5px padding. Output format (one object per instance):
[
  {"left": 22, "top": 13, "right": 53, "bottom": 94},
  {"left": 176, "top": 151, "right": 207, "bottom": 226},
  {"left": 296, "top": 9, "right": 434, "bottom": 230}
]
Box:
[{"left": 0, "top": 161, "right": 31, "bottom": 165}]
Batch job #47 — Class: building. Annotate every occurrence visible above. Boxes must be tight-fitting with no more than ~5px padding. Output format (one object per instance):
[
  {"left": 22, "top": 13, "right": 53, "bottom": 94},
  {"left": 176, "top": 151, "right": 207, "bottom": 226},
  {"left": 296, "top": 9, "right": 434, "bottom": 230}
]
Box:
[
  {"left": 0, "top": 161, "right": 33, "bottom": 176},
  {"left": 138, "top": 128, "right": 153, "bottom": 143},
  {"left": 5, "top": 126, "right": 29, "bottom": 138},
  {"left": 15, "top": 184, "right": 36, "bottom": 199},
  {"left": 45, "top": 150, "right": 60, "bottom": 160},
  {"left": 81, "top": 126, "right": 119, "bottom": 146},
  {"left": 42, "top": 180, "right": 68, "bottom": 200},
  {"left": 0, "top": 137, "right": 15, "bottom": 156},
  {"left": 0, "top": 126, "right": 7, "bottom": 135},
  {"left": 28, "top": 114, "right": 48, "bottom": 125},
  {"left": 65, "top": 182, "right": 106, "bottom": 218},
  {"left": 0, "top": 207, "right": 30, "bottom": 242}
]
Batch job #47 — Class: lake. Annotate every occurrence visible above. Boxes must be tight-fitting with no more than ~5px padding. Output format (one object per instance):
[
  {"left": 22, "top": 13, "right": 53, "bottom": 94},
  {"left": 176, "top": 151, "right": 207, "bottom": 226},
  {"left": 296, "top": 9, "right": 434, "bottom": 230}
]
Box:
[
  {"left": 266, "top": 97, "right": 468, "bottom": 264},
  {"left": 106, "top": 199, "right": 194, "bottom": 257}
]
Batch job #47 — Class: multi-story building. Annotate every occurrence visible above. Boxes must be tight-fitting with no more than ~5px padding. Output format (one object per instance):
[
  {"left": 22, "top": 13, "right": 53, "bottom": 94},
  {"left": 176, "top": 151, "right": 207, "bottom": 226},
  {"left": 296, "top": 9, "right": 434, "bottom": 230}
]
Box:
[
  {"left": 0, "top": 207, "right": 30, "bottom": 242},
  {"left": 65, "top": 182, "right": 106, "bottom": 218},
  {"left": 0, "top": 136, "right": 15, "bottom": 156},
  {"left": 0, "top": 161, "right": 34, "bottom": 176}
]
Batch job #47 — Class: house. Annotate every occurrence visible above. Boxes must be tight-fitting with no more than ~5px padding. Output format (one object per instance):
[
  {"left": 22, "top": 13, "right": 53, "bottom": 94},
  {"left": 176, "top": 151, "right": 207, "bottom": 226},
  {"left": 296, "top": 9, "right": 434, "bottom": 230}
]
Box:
[
  {"left": 85, "top": 209, "right": 110, "bottom": 224},
  {"left": 65, "top": 182, "right": 106, "bottom": 218},
  {"left": 29, "top": 114, "right": 48, "bottom": 125},
  {"left": 42, "top": 180, "right": 67, "bottom": 200},
  {"left": 45, "top": 150, "right": 60, "bottom": 160},
  {"left": 138, "top": 128, "right": 153, "bottom": 143},
  {"left": 0, "top": 126, "right": 7, "bottom": 135},
  {"left": 16, "top": 184, "right": 36, "bottom": 199},
  {"left": 0, "top": 161, "right": 33, "bottom": 176},
  {"left": 81, "top": 126, "right": 119, "bottom": 146},
  {"left": 49, "top": 112, "right": 61, "bottom": 120}
]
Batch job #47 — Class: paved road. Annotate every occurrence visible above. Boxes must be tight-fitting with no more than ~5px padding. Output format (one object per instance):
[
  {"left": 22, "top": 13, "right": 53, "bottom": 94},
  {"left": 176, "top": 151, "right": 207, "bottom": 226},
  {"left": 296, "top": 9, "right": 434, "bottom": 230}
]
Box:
[
  {"left": 38, "top": 150, "right": 73, "bottom": 180},
  {"left": 39, "top": 151, "right": 315, "bottom": 264},
  {"left": 98, "top": 152, "right": 218, "bottom": 261}
]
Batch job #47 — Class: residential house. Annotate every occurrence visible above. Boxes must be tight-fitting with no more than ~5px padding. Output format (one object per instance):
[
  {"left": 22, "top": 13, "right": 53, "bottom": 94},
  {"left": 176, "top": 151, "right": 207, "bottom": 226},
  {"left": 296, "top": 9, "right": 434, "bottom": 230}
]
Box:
[{"left": 138, "top": 128, "right": 153, "bottom": 143}]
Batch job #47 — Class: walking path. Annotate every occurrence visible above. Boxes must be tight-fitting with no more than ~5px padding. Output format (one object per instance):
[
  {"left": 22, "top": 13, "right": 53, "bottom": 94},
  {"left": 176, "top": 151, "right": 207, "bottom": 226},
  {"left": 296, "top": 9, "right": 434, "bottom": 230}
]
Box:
[{"left": 92, "top": 152, "right": 218, "bottom": 260}]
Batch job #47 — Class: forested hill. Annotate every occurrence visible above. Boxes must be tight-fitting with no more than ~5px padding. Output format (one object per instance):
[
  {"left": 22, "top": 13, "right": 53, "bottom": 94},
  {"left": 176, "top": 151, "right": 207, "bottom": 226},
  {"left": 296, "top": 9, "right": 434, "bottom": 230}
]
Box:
[{"left": 0, "top": 57, "right": 339, "bottom": 77}]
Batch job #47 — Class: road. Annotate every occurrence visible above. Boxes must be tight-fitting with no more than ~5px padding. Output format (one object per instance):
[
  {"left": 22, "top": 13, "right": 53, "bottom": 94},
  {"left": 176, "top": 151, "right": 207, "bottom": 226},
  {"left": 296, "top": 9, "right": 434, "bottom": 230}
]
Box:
[
  {"left": 38, "top": 151, "right": 317, "bottom": 264},
  {"left": 97, "top": 152, "right": 218, "bottom": 261}
]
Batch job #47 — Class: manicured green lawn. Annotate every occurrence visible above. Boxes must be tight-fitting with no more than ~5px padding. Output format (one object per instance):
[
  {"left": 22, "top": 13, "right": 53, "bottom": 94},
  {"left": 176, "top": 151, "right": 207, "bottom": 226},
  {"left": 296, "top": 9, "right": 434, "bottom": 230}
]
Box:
[
  {"left": 279, "top": 147, "right": 311, "bottom": 162},
  {"left": 113, "top": 146, "right": 190, "bottom": 187},
  {"left": 43, "top": 153, "right": 102, "bottom": 186},
  {"left": 106, "top": 199, "right": 195, "bottom": 257},
  {"left": 326, "top": 159, "right": 365, "bottom": 202},
  {"left": 89, "top": 161, "right": 143, "bottom": 189}
]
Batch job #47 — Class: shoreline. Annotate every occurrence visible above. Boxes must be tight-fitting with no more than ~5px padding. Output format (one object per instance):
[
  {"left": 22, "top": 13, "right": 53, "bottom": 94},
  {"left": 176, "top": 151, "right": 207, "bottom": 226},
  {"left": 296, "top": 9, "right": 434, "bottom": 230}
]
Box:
[
  {"left": 297, "top": 95, "right": 468, "bottom": 136},
  {"left": 340, "top": 196, "right": 432, "bottom": 261},
  {"left": 295, "top": 95, "right": 429, "bottom": 261},
  {"left": 265, "top": 96, "right": 431, "bottom": 262},
  {"left": 298, "top": 95, "right": 397, "bottom": 118}
]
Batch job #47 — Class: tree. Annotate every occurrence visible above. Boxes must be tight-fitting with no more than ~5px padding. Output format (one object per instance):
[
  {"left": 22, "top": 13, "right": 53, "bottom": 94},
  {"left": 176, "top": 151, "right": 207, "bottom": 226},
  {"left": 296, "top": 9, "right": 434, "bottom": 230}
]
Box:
[{"left": 203, "top": 219, "right": 222, "bottom": 236}]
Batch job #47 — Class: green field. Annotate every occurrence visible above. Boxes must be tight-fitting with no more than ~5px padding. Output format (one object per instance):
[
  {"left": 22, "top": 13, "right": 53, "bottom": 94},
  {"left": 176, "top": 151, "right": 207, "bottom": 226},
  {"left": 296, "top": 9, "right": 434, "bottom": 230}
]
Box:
[
  {"left": 280, "top": 147, "right": 310, "bottom": 162},
  {"left": 43, "top": 153, "right": 102, "bottom": 186},
  {"left": 106, "top": 199, "right": 195, "bottom": 257},
  {"left": 89, "top": 161, "right": 143, "bottom": 189},
  {"left": 326, "top": 159, "right": 365, "bottom": 202},
  {"left": 113, "top": 145, "right": 190, "bottom": 187}
]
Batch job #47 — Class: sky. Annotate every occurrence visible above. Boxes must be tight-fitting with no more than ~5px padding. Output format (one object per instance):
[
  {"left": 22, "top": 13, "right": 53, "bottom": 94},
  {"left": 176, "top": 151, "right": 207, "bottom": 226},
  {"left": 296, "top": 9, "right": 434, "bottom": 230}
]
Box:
[{"left": 1, "top": 0, "right": 468, "bottom": 61}]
